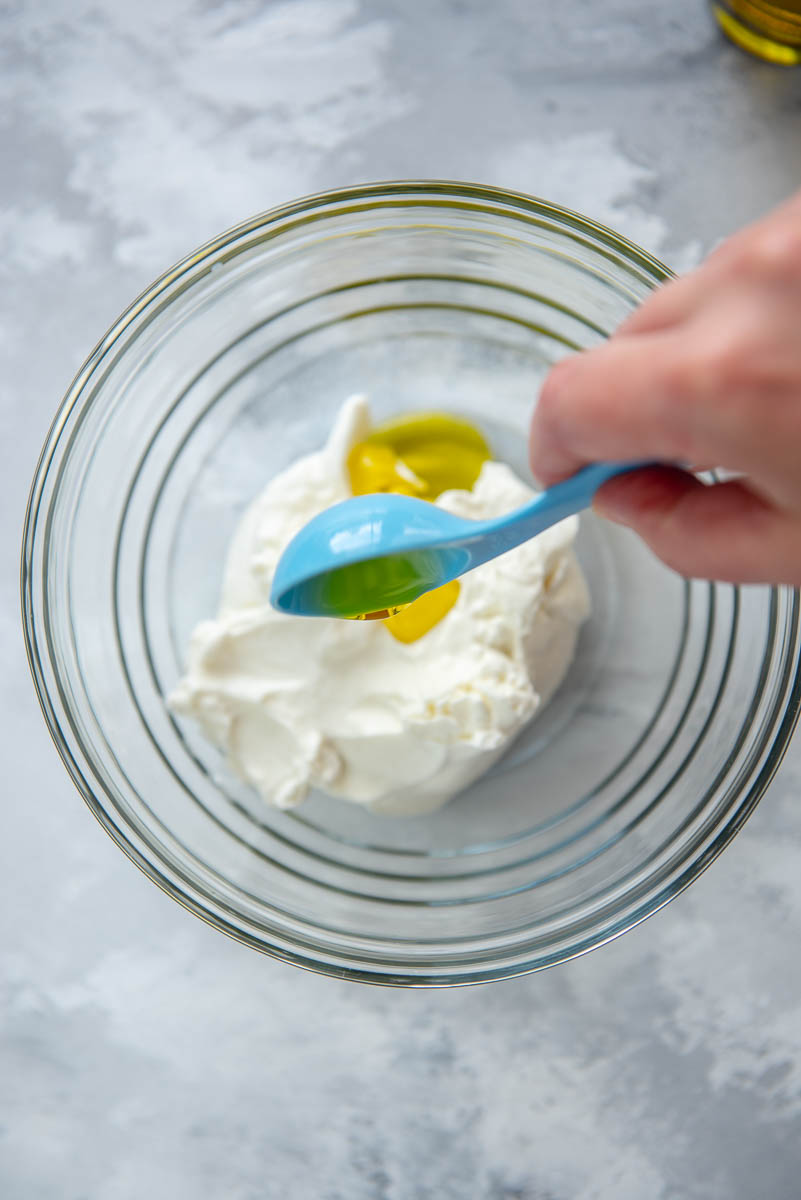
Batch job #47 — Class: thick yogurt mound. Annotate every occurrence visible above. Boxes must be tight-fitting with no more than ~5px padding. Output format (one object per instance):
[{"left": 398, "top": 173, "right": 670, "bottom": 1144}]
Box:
[{"left": 171, "top": 396, "right": 590, "bottom": 816}]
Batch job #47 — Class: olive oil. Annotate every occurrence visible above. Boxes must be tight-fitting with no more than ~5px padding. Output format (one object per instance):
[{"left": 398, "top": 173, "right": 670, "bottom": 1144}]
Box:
[
  {"left": 318, "top": 548, "right": 448, "bottom": 621},
  {"left": 344, "top": 412, "right": 489, "bottom": 637},
  {"left": 347, "top": 412, "right": 490, "bottom": 500}
]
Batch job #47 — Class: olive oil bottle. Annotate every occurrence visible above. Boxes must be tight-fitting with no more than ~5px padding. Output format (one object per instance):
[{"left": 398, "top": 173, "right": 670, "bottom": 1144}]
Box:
[{"left": 713, "top": 0, "right": 801, "bottom": 64}]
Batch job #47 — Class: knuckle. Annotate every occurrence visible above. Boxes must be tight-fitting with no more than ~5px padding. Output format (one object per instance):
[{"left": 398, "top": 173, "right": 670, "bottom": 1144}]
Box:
[
  {"left": 661, "top": 346, "right": 712, "bottom": 409},
  {"left": 736, "top": 226, "right": 801, "bottom": 280},
  {"left": 672, "top": 335, "right": 746, "bottom": 401},
  {"left": 658, "top": 342, "right": 736, "bottom": 462},
  {"left": 660, "top": 351, "right": 697, "bottom": 402}
]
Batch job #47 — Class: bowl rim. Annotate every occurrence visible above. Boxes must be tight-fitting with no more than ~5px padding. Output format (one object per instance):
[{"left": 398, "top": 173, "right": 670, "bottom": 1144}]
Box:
[{"left": 20, "top": 179, "right": 801, "bottom": 987}]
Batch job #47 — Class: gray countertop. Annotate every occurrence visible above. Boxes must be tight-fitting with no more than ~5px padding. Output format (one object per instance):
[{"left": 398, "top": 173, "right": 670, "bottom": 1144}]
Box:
[{"left": 2, "top": 2, "right": 801, "bottom": 1197}]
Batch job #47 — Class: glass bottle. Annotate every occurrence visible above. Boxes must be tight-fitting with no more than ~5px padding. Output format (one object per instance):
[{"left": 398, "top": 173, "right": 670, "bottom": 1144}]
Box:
[{"left": 712, "top": 1, "right": 801, "bottom": 64}]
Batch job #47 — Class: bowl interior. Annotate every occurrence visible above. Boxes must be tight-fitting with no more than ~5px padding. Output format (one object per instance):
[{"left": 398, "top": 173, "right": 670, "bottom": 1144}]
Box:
[{"left": 25, "top": 184, "right": 801, "bottom": 983}]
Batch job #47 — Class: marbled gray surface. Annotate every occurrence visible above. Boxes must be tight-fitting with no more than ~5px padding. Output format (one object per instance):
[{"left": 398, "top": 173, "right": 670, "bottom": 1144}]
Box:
[{"left": 2, "top": 2, "right": 801, "bottom": 1197}]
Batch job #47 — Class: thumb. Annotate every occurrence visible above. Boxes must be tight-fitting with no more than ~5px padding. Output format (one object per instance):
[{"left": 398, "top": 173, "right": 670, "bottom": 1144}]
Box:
[{"left": 594, "top": 467, "right": 801, "bottom": 587}]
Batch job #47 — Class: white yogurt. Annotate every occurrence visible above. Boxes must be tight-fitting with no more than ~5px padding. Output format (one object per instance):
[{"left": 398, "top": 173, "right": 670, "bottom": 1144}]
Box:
[{"left": 171, "top": 396, "right": 590, "bottom": 816}]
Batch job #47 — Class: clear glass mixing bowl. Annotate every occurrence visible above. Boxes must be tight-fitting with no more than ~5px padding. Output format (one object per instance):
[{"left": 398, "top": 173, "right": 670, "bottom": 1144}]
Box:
[{"left": 22, "top": 182, "right": 801, "bottom": 985}]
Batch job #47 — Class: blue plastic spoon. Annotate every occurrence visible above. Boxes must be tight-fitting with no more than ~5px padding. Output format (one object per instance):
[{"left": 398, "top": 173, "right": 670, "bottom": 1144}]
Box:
[{"left": 271, "top": 461, "right": 644, "bottom": 619}]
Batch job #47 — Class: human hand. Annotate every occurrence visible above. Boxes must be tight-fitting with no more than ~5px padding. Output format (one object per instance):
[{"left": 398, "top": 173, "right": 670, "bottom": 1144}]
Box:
[{"left": 529, "top": 191, "right": 801, "bottom": 586}]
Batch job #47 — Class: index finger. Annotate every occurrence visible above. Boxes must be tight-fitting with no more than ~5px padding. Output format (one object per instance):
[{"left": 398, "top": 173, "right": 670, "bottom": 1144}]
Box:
[{"left": 529, "top": 331, "right": 703, "bottom": 486}]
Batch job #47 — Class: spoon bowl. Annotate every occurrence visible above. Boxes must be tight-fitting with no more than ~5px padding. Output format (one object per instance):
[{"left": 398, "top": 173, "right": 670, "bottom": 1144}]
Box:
[{"left": 271, "top": 460, "right": 643, "bottom": 618}]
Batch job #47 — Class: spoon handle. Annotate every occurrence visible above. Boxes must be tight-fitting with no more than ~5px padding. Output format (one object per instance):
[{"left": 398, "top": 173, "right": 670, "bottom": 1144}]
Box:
[
  {"left": 470, "top": 461, "right": 650, "bottom": 561},
  {"left": 534, "top": 460, "right": 648, "bottom": 521}
]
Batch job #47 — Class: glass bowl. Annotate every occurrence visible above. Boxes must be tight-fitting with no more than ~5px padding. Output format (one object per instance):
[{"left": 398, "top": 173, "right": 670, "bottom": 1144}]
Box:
[{"left": 22, "top": 182, "right": 801, "bottom": 986}]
